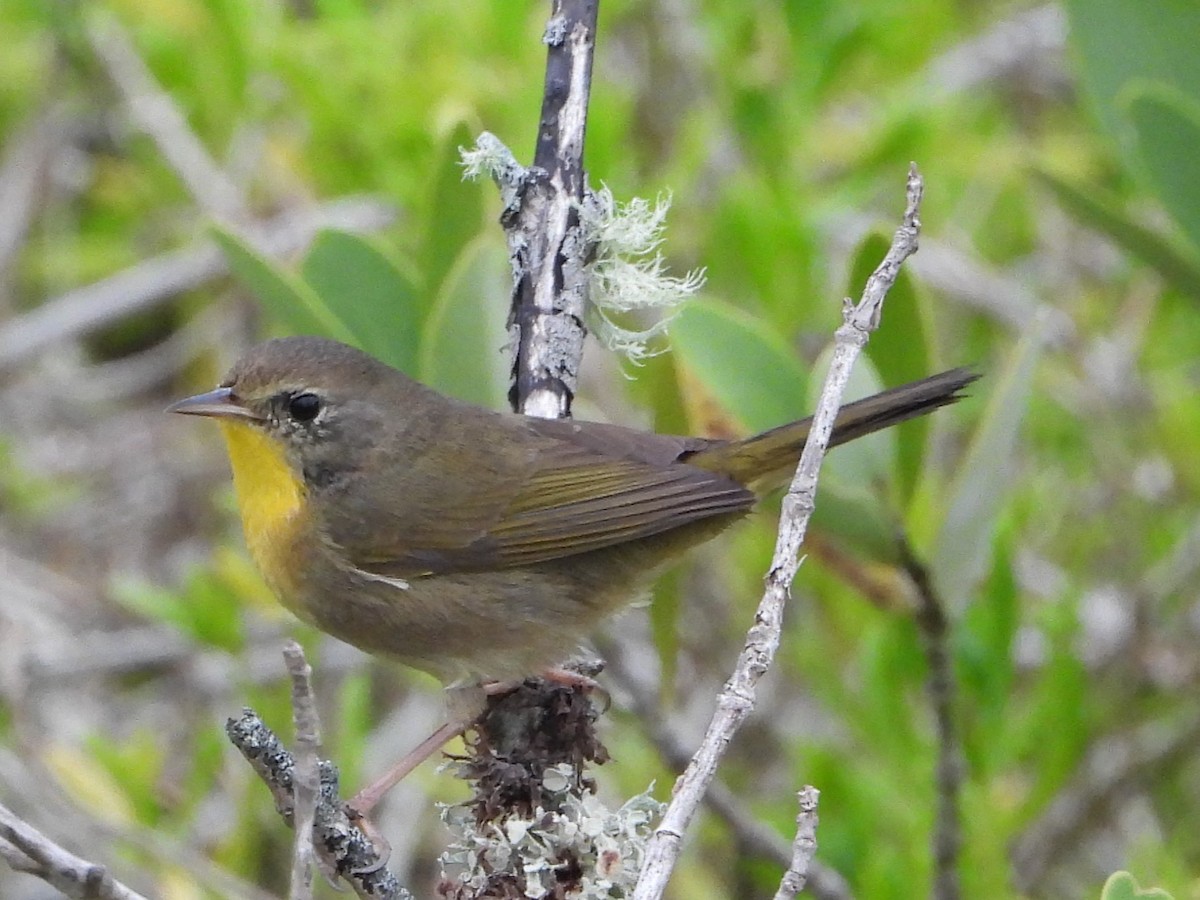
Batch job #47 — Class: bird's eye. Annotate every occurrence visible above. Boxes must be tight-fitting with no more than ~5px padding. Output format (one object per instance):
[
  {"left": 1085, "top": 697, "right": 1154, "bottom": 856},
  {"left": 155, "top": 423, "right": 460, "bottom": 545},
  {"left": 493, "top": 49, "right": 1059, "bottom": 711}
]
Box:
[{"left": 287, "top": 392, "right": 321, "bottom": 422}]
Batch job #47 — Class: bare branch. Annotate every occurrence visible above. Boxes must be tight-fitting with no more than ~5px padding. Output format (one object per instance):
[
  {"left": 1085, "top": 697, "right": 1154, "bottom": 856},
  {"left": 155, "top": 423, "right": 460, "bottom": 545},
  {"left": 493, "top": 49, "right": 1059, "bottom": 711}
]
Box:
[
  {"left": 509, "top": 0, "right": 599, "bottom": 418},
  {"left": 0, "top": 802, "right": 149, "bottom": 900},
  {"left": 86, "top": 14, "right": 248, "bottom": 224},
  {"left": 633, "top": 166, "right": 926, "bottom": 899},
  {"left": 602, "top": 650, "right": 854, "bottom": 900},
  {"left": 227, "top": 709, "right": 414, "bottom": 900},
  {"left": 283, "top": 642, "right": 321, "bottom": 900},
  {"left": 899, "top": 543, "right": 963, "bottom": 900},
  {"left": 772, "top": 787, "right": 821, "bottom": 900},
  {"left": 0, "top": 195, "right": 395, "bottom": 372}
]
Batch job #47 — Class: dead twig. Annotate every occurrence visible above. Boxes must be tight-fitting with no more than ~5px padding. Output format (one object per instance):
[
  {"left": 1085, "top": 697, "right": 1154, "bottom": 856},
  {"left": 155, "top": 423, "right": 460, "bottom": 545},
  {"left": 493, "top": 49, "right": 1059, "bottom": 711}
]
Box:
[
  {"left": 633, "top": 165, "right": 926, "bottom": 899},
  {"left": 772, "top": 787, "right": 821, "bottom": 900},
  {"left": 0, "top": 802, "right": 150, "bottom": 900}
]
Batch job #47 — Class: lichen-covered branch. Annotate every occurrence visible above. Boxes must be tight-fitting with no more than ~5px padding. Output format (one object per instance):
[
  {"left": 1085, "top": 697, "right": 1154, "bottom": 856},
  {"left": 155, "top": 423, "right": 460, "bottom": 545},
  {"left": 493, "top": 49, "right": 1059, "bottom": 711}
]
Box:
[
  {"left": 226, "top": 708, "right": 413, "bottom": 900},
  {"left": 437, "top": 678, "right": 660, "bottom": 899}
]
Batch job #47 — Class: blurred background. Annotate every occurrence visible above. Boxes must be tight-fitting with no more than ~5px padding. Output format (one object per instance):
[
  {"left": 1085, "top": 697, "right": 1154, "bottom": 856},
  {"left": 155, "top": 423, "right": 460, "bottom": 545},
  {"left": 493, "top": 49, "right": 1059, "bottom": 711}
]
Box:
[{"left": 1, "top": 1, "right": 1198, "bottom": 898}]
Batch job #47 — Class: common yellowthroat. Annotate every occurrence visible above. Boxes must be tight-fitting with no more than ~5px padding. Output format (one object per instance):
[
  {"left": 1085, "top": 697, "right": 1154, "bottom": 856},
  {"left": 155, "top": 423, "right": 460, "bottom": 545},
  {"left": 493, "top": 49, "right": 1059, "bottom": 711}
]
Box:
[{"left": 171, "top": 336, "right": 973, "bottom": 688}]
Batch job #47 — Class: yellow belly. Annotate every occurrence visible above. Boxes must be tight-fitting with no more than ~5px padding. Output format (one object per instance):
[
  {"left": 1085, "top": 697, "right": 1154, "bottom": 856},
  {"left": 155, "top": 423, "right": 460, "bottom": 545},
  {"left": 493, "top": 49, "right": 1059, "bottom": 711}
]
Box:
[{"left": 217, "top": 420, "right": 308, "bottom": 611}]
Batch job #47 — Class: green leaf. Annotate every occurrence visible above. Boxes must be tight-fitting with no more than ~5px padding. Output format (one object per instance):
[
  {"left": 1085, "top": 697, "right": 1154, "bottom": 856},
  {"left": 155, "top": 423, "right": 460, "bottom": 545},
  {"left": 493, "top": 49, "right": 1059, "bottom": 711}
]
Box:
[
  {"left": 423, "top": 120, "right": 488, "bottom": 300},
  {"left": 211, "top": 228, "right": 357, "bottom": 343},
  {"left": 669, "top": 297, "right": 809, "bottom": 434},
  {"left": 931, "top": 317, "right": 1040, "bottom": 610},
  {"left": 1100, "top": 872, "right": 1174, "bottom": 900},
  {"left": 1123, "top": 83, "right": 1200, "bottom": 257},
  {"left": 301, "top": 230, "right": 424, "bottom": 375},
  {"left": 849, "top": 231, "right": 935, "bottom": 506},
  {"left": 1064, "top": 0, "right": 1200, "bottom": 174},
  {"left": 647, "top": 564, "right": 683, "bottom": 700},
  {"left": 110, "top": 571, "right": 244, "bottom": 652},
  {"left": 1034, "top": 168, "right": 1200, "bottom": 301},
  {"left": 806, "top": 351, "right": 905, "bottom": 563},
  {"left": 419, "top": 235, "right": 510, "bottom": 408},
  {"left": 957, "top": 526, "right": 1019, "bottom": 776}
]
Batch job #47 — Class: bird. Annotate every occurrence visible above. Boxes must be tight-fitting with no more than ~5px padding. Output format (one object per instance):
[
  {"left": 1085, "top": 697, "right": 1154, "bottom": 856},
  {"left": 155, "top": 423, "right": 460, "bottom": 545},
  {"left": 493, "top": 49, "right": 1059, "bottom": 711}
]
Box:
[{"left": 170, "top": 335, "right": 975, "bottom": 805}]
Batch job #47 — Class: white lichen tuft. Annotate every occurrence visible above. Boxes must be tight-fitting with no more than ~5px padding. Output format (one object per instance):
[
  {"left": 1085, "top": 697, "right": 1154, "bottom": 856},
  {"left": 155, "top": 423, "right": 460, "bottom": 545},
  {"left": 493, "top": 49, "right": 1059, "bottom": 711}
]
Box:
[
  {"left": 581, "top": 186, "right": 705, "bottom": 364},
  {"left": 460, "top": 132, "right": 527, "bottom": 213},
  {"left": 439, "top": 765, "right": 664, "bottom": 899}
]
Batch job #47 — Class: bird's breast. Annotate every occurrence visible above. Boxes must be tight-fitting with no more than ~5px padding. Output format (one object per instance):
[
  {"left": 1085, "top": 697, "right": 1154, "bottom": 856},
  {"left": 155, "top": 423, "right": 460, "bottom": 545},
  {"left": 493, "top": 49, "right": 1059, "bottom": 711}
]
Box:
[{"left": 217, "top": 420, "right": 309, "bottom": 610}]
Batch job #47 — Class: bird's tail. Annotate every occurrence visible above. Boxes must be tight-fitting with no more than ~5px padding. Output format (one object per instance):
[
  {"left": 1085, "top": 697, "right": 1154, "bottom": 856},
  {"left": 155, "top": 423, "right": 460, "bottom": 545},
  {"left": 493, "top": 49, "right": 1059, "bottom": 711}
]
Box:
[{"left": 685, "top": 368, "right": 978, "bottom": 490}]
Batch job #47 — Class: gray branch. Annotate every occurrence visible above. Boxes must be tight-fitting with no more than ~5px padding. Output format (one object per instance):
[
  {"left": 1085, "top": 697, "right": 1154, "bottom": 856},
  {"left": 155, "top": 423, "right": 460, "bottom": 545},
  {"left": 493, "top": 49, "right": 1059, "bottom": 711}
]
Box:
[
  {"left": 0, "top": 802, "right": 149, "bottom": 900},
  {"left": 283, "top": 642, "right": 321, "bottom": 900},
  {"left": 0, "top": 195, "right": 395, "bottom": 372},
  {"left": 632, "top": 165, "right": 926, "bottom": 899},
  {"left": 508, "top": 0, "right": 599, "bottom": 418},
  {"left": 772, "top": 787, "right": 821, "bottom": 900},
  {"left": 226, "top": 707, "right": 413, "bottom": 900}
]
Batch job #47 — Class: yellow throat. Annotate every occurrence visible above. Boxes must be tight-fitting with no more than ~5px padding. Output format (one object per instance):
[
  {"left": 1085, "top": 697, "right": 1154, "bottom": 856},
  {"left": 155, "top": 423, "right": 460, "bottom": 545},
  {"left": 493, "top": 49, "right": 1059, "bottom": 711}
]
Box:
[{"left": 217, "top": 420, "right": 306, "bottom": 602}]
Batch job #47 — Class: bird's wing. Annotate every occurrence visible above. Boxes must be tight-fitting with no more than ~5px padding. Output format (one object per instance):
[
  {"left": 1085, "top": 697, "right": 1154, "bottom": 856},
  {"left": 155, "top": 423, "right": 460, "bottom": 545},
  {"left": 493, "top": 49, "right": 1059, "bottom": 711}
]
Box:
[{"left": 348, "top": 427, "right": 754, "bottom": 577}]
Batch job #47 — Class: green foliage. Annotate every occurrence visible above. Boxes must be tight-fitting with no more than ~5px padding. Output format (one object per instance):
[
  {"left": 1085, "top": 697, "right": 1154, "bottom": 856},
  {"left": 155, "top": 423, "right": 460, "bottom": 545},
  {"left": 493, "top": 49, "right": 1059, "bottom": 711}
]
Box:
[
  {"left": 111, "top": 567, "right": 246, "bottom": 653},
  {"left": 1122, "top": 86, "right": 1200, "bottom": 257},
  {"left": 216, "top": 224, "right": 510, "bottom": 406},
  {"left": 213, "top": 227, "right": 360, "bottom": 344},
  {"left": 670, "top": 296, "right": 810, "bottom": 432},
  {"left": 853, "top": 231, "right": 936, "bottom": 506},
  {"left": 417, "top": 234, "right": 510, "bottom": 408},
  {"left": 1100, "top": 872, "right": 1174, "bottom": 900},
  {"left": 5, "top": 0, "right": 1200, "bottom": 897},
  {"left": 300, "top": 230, "right": 425, "bottom": 375},
  {"left": 1060, "top": 0, "right": 1200, "bottom": 293},
  {"left": 930, "top": 320, "right": 1039, "bottom": 608}
]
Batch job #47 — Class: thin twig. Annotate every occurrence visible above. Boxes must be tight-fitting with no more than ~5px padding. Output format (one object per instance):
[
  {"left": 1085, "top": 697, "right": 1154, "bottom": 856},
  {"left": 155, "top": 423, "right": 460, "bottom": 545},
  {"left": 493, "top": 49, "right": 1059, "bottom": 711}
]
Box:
[
  {"left": 632, "top": 165, "right": 926, "bottom": 899},
  {"left": 86, "top": 14, "right": 249, "bottom": 224},
  {"left": 283, "top": 642, "right": 320, "bottom": 900},
  {"left": 0, "top": 107, "right": 68, "bottom": 292},
  {"left": 1010, "top": 713, "right": 1200, "bottom": 892},
  {"left": 772, "top": 787, "right": 821, "bottom": 900},
  {"left": 899, "top": 543, "right": 963, "bottom": 900},
  {"left": 0, "top": 802, "right": 149, "bottom": 900},
  {"left": 825, "top": 212, "right": 1075, "bottom": 347},
  {"left": 602, "top": 648, "right": 854, "bottom": 900},
  {"left": 0, "top": 195, "right": 395, "bottom": 371}
]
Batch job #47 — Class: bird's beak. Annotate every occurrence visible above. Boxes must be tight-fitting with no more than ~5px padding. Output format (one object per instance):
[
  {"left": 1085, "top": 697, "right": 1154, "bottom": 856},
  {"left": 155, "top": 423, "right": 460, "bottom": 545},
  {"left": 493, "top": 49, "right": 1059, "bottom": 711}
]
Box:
[{"left": 167, "top": 386, "right": 263, "bottom": 421}]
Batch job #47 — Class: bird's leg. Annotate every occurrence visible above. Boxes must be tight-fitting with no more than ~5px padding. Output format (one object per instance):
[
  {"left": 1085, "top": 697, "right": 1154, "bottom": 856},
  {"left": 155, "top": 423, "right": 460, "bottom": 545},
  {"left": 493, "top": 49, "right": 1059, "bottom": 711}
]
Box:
[
  {"left": 343, "top": 718, "right": 470, "bottom": 874},
  {"left": 345, "top": 681, "right": 487, "bottom": 823},
  {"left": 345, "top": 718, "right": 465, "bottom": 820}
]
